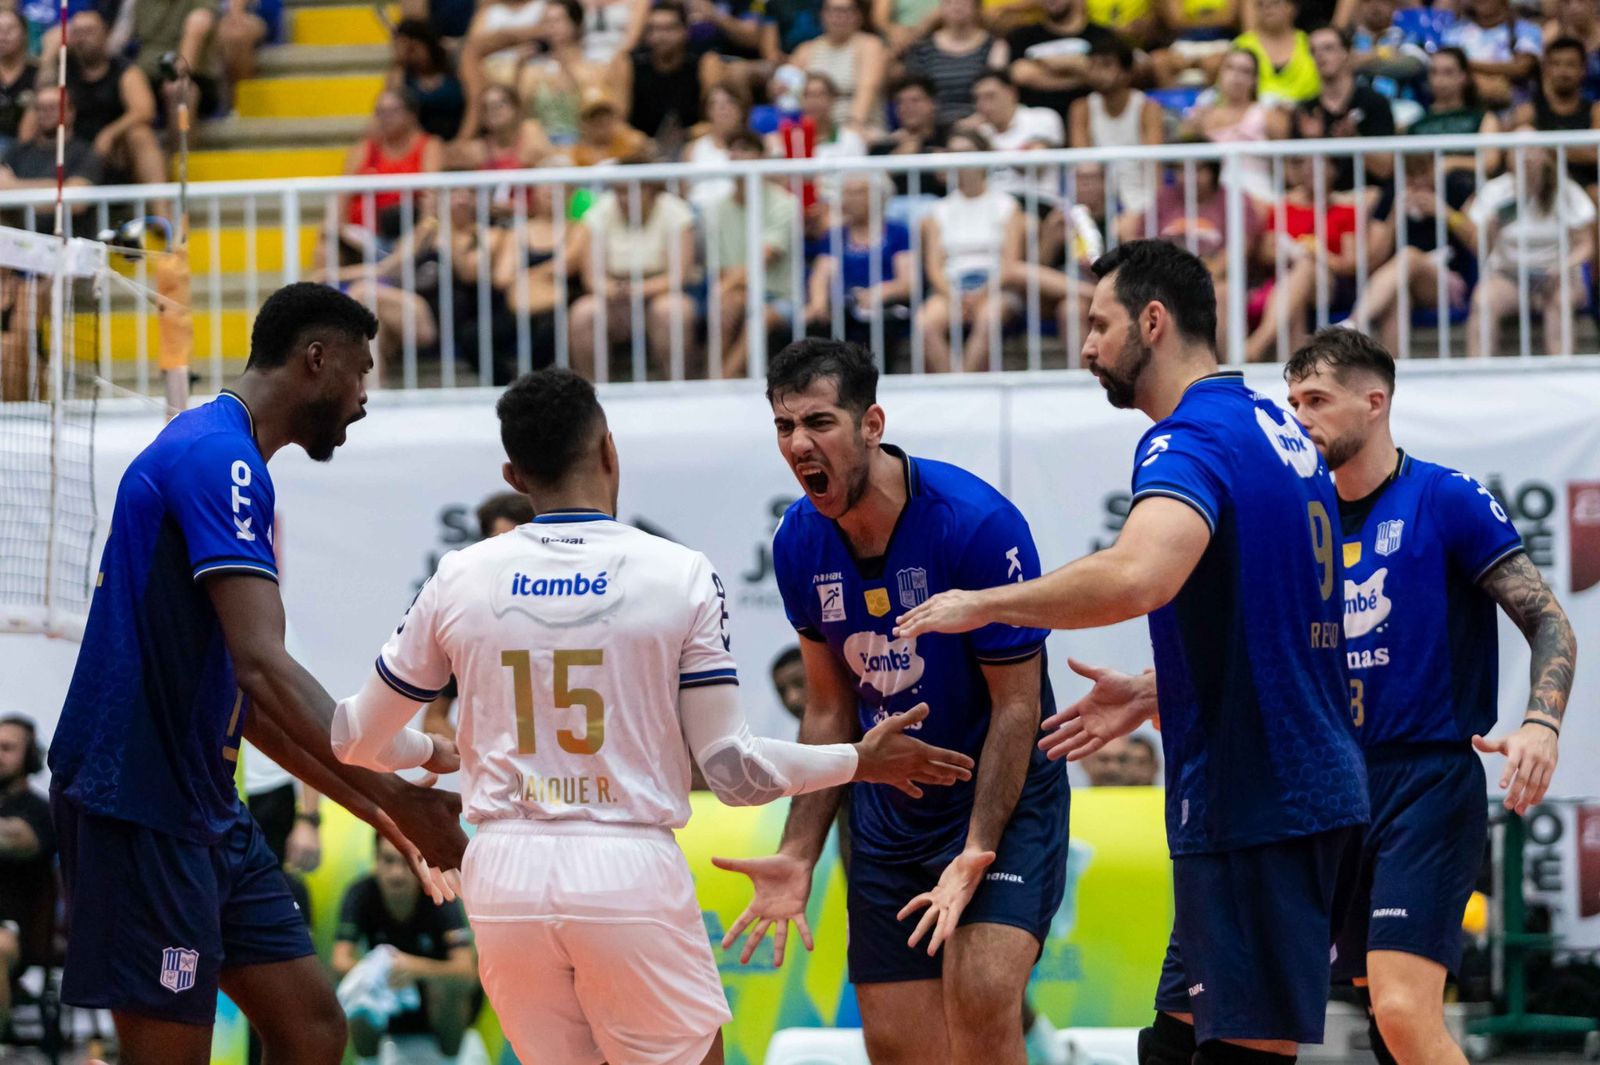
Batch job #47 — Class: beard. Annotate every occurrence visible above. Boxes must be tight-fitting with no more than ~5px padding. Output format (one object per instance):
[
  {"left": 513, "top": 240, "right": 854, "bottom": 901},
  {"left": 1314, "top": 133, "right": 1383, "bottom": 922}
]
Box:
[
  {"left": 1095, "top": 332, "right": 1154, "bottom": 410},
  {"left": 298, "top": 391, "right": 349, "bottom": 463},
  {"left": 1322, "top": 427, "right": 1365, "bottom": 471}
]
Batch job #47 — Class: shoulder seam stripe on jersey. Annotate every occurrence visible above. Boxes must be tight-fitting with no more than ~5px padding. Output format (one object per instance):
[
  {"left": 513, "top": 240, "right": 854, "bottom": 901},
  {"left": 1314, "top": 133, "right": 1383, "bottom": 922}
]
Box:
[
  {"left": 1131, "top": 487, "right": 1218, "bottom": 534},
  {"left": 192, "top": 562, "right": 279, "bottom": 582},
  {"left": 796, "top": 627, "right": 827, "bottom": 642},
  {"left": 1472, "top": 543, "right": 1526, "bottom": 584},
  {"left": 975, "top": 643, "right": 1045, "bottom": 665},
  {"left": 376, "top": 656, "right": 444, "bottom": 703},
  {"left": 681, "top": 667, "right": 740, "bottom": 682},
  {"left": 679, "top": 676, "right": 740, "bottom": 689},
  {"left": 193, "top": 553, "right": 278, "bottom": 567}
]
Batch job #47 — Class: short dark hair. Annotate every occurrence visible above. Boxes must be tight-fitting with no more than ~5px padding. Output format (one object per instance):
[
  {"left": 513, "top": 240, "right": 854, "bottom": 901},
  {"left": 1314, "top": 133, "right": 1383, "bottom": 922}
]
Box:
[
  {"left": 1126, "top": 733, "right": 1158, "bottom": 758},
  {"left": 247, "top": 283, "right": 378, "bottom": 370},
  {"left": 496, "top": 369, "right": 607, "bottom": 485},
  {"left": 1284, "top": 327, "right": 1396, "bottom": 392},
  {"left": 1089, "top": 35, "right": 1135, "bottom": 70},
  {"left": 770, "top": 645, "right": 803, "bottom": 676},
  {"left": 891, "top": 74, "right": 938, "bottom": 100},
  {"left": 477, "top": 491, "right": 535, "bottom": 537},
  {"left": 394, "top": 18, "right": 448, "bottom": 71},
  {"left": 0, "top": 714, "right": 41, "bottom": 776},
  {"left": 1432, "top": 47, "right": 1479, "bottom": 108},
  {"left": 1090, "top": 240, "right": 1218, "bottom": 351},
  {"left": 973, "top": 67, "right": 1015, "bottom": 91},
  {"left": 765, "top": 338, "right": 878, "bottom": 420},
  {"left": 806, "top": 71, "right": 840, "bottom": 98},
  {"left": 945, "top": 127, "right": 992, "bottom": 152},
  {"left": 649, "top": 0, "right": 689, "bottom": 26},
  {"left": 1309, "top": 24, "right": 1351, "bottom": 51},
  {"left": 1546, "top": 35, "right": 1587, "bottom": 62},
  {"left": 725, "top": 128, "right": 764, "bottom": 153},
  {"left": 553, "top": 0, "right": 585, "bottom": 30}
]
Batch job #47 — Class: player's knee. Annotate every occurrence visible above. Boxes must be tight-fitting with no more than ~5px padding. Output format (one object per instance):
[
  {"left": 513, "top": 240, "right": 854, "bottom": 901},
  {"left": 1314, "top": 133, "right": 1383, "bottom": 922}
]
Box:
[
  {"left": 1137, "top": 1012, "right": 1196, "bottom": 1065},
  {"left": 945, "top": 972, "right": 1020, "bottom": 1040},
  {"left": 267, "top": 990, "right": 347, "bottom": 1062},
  {"left": 1370, "top": 985, "right": 1442, "bottom": 1057}
]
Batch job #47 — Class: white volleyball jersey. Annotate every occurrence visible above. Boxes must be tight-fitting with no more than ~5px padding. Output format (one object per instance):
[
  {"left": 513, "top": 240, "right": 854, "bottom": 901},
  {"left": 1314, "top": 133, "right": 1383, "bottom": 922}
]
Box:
[{"left": 376, "top": 510, "right": 739, "bottom": 829}]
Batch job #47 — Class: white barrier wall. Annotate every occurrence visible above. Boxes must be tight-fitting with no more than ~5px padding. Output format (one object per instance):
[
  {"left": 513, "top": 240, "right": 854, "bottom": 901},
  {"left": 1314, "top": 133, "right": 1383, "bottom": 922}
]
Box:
[{"left": 7, "top": 364, "right": 1600, "bottom": 800}]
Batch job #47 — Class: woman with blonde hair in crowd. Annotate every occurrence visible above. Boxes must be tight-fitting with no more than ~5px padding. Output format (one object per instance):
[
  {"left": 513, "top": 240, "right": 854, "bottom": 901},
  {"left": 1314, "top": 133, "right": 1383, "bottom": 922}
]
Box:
[{"left": 1180, "top": 47, "right": 1289, "bottom": 204}]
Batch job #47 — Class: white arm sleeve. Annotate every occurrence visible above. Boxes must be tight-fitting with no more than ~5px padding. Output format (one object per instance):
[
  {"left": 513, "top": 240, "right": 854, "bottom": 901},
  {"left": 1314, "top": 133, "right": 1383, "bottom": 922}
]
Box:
[
  {"left": 680, "top": 683, "right": 858, "bottom": 807},
  {"left": 331, "top": 669, "right": 437, "bottom": 772}
]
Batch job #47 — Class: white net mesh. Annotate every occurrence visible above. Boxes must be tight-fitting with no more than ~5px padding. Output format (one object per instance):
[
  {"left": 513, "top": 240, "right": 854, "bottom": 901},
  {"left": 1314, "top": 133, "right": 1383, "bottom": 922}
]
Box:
[{"left": 0, "top": 227, "right": 107, "bottom": 641}]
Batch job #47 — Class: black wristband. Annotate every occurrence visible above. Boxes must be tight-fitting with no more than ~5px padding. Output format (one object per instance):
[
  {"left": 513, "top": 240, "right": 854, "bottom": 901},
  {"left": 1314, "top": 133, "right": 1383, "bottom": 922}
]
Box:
[
  {"left": 1522, "top": 717, "right": 1560, "bottom": 737},
  {"left": 295, "top": 811, "right": 322, "bottom": 828}
]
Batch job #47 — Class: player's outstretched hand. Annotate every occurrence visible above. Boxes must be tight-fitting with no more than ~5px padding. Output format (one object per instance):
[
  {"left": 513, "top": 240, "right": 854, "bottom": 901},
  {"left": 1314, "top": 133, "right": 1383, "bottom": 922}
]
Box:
[
  {"left": 893, "top": 588, "right": 991, "bottom": 639},
  {"left": 898, "top": 848, "right": 994, "bottom": 956},
  {"left": 422, "top": 733, "right": 461, "bottom": 775},
  {"left": 1473, "top": 723, "right": 1559, "bottom": 815},
  {"left": 855, "top": 703, "right": 975, "bottom": 798},
  {"left": 1039, "top": 659, "right": 1157, "bottom": 762},
  {"left": 711, "top": 852, "right": 816, "bottom": 967},
  {"left": 387, "top": 781, "right": 468, "bottom": 890}
]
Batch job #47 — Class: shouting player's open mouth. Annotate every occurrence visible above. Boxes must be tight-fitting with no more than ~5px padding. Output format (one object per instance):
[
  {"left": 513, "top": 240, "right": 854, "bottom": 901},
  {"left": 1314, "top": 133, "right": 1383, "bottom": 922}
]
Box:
[{"left": 797, "top": 462, "right": 831, "bottom": 501}]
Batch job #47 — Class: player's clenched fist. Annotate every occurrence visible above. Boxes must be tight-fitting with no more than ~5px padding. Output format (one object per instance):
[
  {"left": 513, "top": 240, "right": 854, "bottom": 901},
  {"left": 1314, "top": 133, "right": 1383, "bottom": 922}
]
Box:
[{"left": 853, "top": 703, "right": 975, "bottom": 798}]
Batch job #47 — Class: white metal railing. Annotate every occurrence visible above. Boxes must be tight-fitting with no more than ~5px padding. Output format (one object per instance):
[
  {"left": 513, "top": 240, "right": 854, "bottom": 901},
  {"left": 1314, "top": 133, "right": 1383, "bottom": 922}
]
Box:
[{"left": 0, "top": 129, "right": 1597, "bottom": 393}]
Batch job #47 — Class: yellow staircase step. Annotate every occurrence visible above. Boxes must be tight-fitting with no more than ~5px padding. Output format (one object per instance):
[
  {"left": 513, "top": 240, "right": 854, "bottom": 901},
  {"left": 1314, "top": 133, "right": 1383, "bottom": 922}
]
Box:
[
  {"left": 291, "top": 5, "right": 398, "bottom": 46},
  {"left": 236, "top": 74, "right": 383, "bottom": 119},
  {"left": 86, "top": 309, "right": 253, "bottom": 362},
  {"left": 188, "top": 225, "right": 320, "bottom": 274},
  {"left": 187, "top": 146, "right": 349, "bottom": 182}
]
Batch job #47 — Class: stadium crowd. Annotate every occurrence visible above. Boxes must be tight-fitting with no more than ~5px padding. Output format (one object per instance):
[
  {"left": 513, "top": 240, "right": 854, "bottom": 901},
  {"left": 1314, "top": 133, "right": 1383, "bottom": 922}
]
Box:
[{"left": 0, "top": 0, "right": 1596, "bottom": 372}]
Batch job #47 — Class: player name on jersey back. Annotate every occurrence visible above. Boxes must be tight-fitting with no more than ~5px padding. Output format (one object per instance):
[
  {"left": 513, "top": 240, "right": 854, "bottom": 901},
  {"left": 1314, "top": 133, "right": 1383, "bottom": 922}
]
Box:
[{"left": 379, "top": 512, "right": 738, "bottom": 830}]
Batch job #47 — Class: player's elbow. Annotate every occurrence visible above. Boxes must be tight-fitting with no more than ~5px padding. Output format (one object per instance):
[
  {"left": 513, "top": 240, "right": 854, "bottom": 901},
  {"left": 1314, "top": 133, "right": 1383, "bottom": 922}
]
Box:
[{"left": 697, "top": 745, "right": 790, "bottom": 807}]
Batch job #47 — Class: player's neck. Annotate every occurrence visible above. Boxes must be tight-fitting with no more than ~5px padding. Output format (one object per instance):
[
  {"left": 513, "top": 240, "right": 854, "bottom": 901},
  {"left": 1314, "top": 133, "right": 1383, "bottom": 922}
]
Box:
[
  {"left": 527, "top": 486, "right": 614, "bottom": 516},
  {"left": 835, "top": 448, "right": 909, "bottom": 558},
  {"left": 1334, "top": 432, "right": 1400, "bottom": 501},
  {"left": 1139, "top": 352, "right": 1222, "bottom": 422},
  {"left": 226, "top": 375, "right": 292, "bottom": 461}
]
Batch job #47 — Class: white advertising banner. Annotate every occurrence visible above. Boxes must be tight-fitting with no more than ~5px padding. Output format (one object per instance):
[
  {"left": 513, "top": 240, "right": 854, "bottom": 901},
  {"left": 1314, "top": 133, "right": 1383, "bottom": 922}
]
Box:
[{"left": 7, "top": 364, "right": 1600, "bottom": 799}]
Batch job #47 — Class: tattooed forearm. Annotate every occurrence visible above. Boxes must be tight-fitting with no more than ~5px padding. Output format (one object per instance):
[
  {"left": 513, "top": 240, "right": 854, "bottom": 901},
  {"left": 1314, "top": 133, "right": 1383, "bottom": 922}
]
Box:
[{"left": 1482, "top": 552, "right": 1577, "bottom": 726}]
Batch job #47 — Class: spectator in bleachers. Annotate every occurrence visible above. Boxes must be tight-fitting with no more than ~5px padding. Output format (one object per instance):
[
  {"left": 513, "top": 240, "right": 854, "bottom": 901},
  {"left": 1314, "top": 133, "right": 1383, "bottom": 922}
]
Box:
[
  {"left": 449, "top": 83, "right": 551, "bottom": 171},
  {"left": 1179, "top": 48, "right": 1289, "bottom": 204},
  {"left": 772, "top": 71, "right": 868, "bottom": 233},
  {"left": 1511, "top": 37, "right": 1600, "bottom": 196},
  {"left": 902, "top": 0, "right": 1008, "bottom": 128},
  {"left": 398, "top": 0, "right": 476, "bottom": 40},
  {"left": 568, "top": 154, "right": 700, "bottom": 377},
  {"left": 685, "top": 79, "right": 751, "bottom": 208},
  {"left": 492, "top": 183, "right": 583, "bottom": 372},
  {"left": 565, "top": 85, "right": 651, "bottom": 163},
  {"left": 1293, "top": 25, "right": 1394, "bottom": 188},
  {"left": 217, "top": 0, "right": 275, "bottom": 109},
  {"left": 1125, "top": 733, "right": 1160, "bottom": 785},
  {"left": 0, "top": 715, "right": 54, "bottom": 1044},
  {"left": 460, "top": 0, "right": 552, "bottom": 135},
  {"left": 62, "top": 9, "right": 165, "bottom": 185},
  {"left": 1347, "top": 0, "right": 1427, "bottom": 109},
  {"left": 869, "top": 75, "right": 949, "bottom": 194},
  {"left": 710, "top": 129, "right": 801, "bottom": 376},
  {"left": 1025, "top": 163, "right": 1108, "bottom": 347},
  {"left": 1232, "top": 0, "right": 1319, "bottom": 107},
  {"left": 917, "top": 129, "right": 1025, "bottom": 371},
  {"left": 1084, "top": 0, "right": 1158, "bottom": 48},
  {"left": 1151, "top": 0, "right": 1241, "bottom": 88},
  {"left": 518, "top": 0, "right": 608, "bottom": 147},
  {"left": 338, "top": 89, "right": 443, "bottom": 247},
  {"left": 133, "top": 0, "right": 223, "bottom": 121},
  {"left": 617, "top": 0, "right": 707, "bottom": 147},
  {"left": 1439, "top": 0, "right": 1540, "bottom": 110},
  {"left": 1345, "top": 153, "right": 1477, "bottom": 355},
  {"left": 1408, "top": 47, "right": 1502, "bottom": 182},
  {"left": 0, "top": 11, "right": 37, "bottom": 156},
  {"left": 1466, "top": 132, "right": 1597, "bottom": 357},
  {"left": 1068, "top": 37, "right": 1162, "bottom": 216},
  {"left": 388, "top": 19, "right": 468, "bottom": 142},
  {"left": 687, "top": 0, "right": 766, "bottom": 70},
  {"left": 582, "top": 0, "right": 649, "bottom": 65},
  {"left": 791, "top": 0, "right": 887, "bottom": 130},
  {"left": 1005, "top": 0, "right": 1117, "bottom": 119},
  {"left": 332, "top": 836, "right": 478, "bottom": 1065},
  {"left": 1542, "top": 0, "right": 1600, "bottom": 102},
  {"left": 760, "top": 0, "right": 824, "bottom": 62},
  {"left": 967, "top": 66, "right": 1063, "bottom": 149},
  {"left": 1081, "top": 735, "right": 1133, "bottom": 785},
  {"left": 804, "top": 171, "right": 913, "bottom": 340},
  {"left": 0, "top": 87, "right": 105, "bottom": 209},
  {"left": 874, "top": 0, "right": 935, "bottom": 55}
]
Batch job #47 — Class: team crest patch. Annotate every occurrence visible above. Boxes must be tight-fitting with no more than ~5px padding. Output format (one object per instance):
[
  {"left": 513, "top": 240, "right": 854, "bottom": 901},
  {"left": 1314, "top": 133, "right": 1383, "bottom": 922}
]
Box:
[
  {"left": 818, "top": 582, "right": 845, "bottom": 623},
  {"left": 1374, "top": 520, "right": 1404, "bottom": 557},
  {"left": 895, "top": 567, "right": 929, "bottom": 610},
  {"left": 864, "top": 588, "right": 891, "bottom": 617},
  {"left": 160, "top": 947, "right": 199, "bottom": 993}
]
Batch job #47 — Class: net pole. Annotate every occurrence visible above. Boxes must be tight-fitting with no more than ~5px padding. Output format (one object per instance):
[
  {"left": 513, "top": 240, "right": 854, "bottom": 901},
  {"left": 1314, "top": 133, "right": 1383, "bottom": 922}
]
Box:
[
  {"left": 45, "top": 0, "right": 68, "bottom": 634},
  {"left": 162, "top": 73, "right": 193, "bottom": 421}
]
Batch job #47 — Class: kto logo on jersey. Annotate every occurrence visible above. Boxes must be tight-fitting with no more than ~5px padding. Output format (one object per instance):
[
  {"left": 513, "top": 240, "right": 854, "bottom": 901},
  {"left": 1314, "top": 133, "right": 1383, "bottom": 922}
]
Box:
[
  {"left": 1255, "top": 406, "right": 1321, "bottom": 478},
  {"left": 230, "top": 460, "right": 257, "bottom": 542},
  {"left": 843, "top": 632, "right": 925, "bottom": 696},
  {"left": 160, "top": 947, "right": 198, "bottom": 993},
  {"left": 508, "top": 570, "right": 610, "bottom": 597},
  {"left": 1140, "top": 434, "right": 1172, "bottom": 468},
  {"left": 818, "top": 581, "right": 846, "bottom": 622},
  {"left": 896, "top": 568, "right": 929, "bottom": 610},
  {"left": 1344, "top": 569, "right": 1392, "bottom": 639},
  {"left": 1374, "top": 519, "right": 1404, "bottom": 557}
]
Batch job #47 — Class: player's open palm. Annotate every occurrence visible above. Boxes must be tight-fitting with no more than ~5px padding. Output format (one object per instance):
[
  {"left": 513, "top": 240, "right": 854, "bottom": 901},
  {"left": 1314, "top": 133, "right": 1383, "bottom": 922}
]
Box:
[
  {"left": 1040, "top": 658, "right": 1156, "bottom": 762},
  {"left": 711, "top": 852, "right": 816, "bottom": 967},
  {"left": 1473, "top": 723, "right": 1560, "bottom": 815},
  {"left": 856, "top": 703, "right": 975, "bottom": 797},
  {"left": 898, "top": 848, "right": 995, "bottom": 956}
]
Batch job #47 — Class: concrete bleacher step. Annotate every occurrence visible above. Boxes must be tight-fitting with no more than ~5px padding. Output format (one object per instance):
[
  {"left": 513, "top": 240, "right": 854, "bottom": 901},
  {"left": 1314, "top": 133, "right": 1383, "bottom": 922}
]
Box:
[
  {"left": 256, "top": 43, "right": 391, "bottom": 76},
  {"left": 234, "top": 73, "right": 385, "bottom": 119},
  {"left": 195, "top": 114, "right": 370, "bottom": 150},
  {"left": 291, "top": 4, "right": 395, "bottom": 46},
  {"left": 188, "top": 144, "right": 350, "bottom": 181}
]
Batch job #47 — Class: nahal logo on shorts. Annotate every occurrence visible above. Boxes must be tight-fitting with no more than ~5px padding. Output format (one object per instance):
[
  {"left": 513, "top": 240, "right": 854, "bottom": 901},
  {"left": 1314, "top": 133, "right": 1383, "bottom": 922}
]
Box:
[
  {"left": 1254, "top": 406, "right": 1321, "bottom": 478},
  {"left": 1372, "top": 908, "right": 1409, "bottom": 919},
  {"left": 160, "top": 947, "right": 199, "bottom": 993},
  {"left": 985, "top": 871, "right": 1025, "bottom": 884},
  {"left": 1375, "top": 519, "right": 1404, "bottom": 557},
  {"left": 1188, "top": 983, "right": 1205, "bottom": 997},
  {"left": 1343, "top": 569, "right": 1392, "bottom": 639},
  {"left": 843, "top": 631, "right": 925, "bottom": 695},
  {"left": 818, "top": 581, "right": 845, "bottom": 623},
  {"left": 896, "top": 567, "right": 929, "bottom": 610}
]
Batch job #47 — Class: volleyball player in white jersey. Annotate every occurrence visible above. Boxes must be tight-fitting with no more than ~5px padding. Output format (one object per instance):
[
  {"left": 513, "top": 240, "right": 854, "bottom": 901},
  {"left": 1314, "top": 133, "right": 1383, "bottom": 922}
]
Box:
[{"left": 330, "top": 369, "right": 975, "bottom": 1065}]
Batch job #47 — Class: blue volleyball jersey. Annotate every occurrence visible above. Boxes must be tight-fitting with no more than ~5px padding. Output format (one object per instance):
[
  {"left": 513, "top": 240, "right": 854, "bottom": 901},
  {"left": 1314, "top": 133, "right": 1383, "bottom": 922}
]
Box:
[
  {"left": 773, "top": 447, "right": 1066, "bottom": 864},
  {"left": 1340, "top": 453, "right": 1524, "bottom": 749},
  {"left": 1131, "top": 373, "right": 1367, "bottom": 856},
  {"left": 49, "top": 392, "right": 278, "bottom": 843}
]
